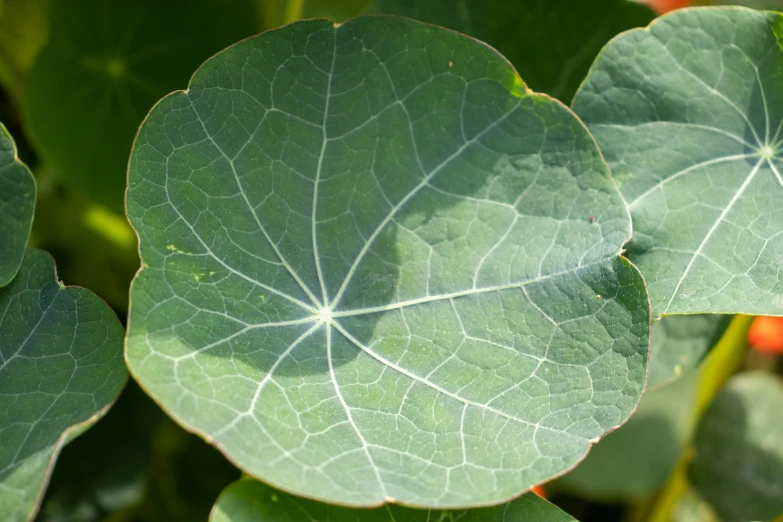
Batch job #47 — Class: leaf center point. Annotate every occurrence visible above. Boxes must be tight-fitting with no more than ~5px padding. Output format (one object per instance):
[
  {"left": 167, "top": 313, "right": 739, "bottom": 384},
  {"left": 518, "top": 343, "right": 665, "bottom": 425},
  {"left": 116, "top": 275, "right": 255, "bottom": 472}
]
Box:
[
  {"left": 316, "top": 306, "right": 333, "bottom": 324},
  {"left": 760, "top": 145, "right": 775, "bottom": 160},
  {"left": 105, "top": 58, "right": 126, "bottom": 79}
]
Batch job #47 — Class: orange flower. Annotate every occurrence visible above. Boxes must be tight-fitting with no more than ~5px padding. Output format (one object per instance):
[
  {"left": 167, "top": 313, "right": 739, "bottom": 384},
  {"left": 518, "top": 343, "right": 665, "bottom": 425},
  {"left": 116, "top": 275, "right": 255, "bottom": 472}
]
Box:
[
  {"left": 646, "top": 0, "right": 692, "bottom": 14},
  {"left": 531, "top": 485, "right": 546, "bottom": 498},
  {"left": 748, "top": 316, "right": 783, "bottom": 354}
]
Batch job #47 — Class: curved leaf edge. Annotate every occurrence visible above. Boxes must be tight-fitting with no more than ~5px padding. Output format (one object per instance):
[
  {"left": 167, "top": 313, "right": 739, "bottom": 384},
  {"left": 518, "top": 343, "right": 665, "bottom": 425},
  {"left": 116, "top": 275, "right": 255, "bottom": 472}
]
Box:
[
  {"left": 571, "top": 4, "right": 771, "bottom": 109},
  {"left": 21, "top": 386, "right": 126, "bottom": 522},
  {"left": 571, "top": 4, "right": 783, "bottom": 322},
  {"left": 11, "top": 248, "right": 128, "bottom": 522},
  {"left": 121, "top": 15, "right": 652, "bottom": 510},
  {"left": 646, "top": 313, "right": 733, "bottom": 392},
  {"left": 208, "top": 477, "right": 577, "bottom": 521},
  {"left": 0, "top": 122, "right": 36, "bottom": 288}
]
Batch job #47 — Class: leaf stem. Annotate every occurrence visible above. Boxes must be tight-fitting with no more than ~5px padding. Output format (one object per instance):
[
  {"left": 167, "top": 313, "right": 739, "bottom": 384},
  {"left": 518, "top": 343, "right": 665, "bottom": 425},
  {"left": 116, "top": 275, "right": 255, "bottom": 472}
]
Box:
[
  {"left": 648, "top": 314, "right": 754, "bottom": 522},
  {"left": 283, "top": 0, "right": 304, "bottom": 25}
]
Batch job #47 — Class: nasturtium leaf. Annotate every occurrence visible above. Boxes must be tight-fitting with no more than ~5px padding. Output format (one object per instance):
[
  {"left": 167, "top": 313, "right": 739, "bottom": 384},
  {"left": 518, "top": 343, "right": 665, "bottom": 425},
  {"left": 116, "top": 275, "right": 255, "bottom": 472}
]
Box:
[
  {"left": 369, "top": 0, "right": 654, "bottom": 102},
  {"left": 209, "top": 479, "right": 576, "bottom": 522},
  {"left": 0, "top": 123, "right": 35, "bottom": 287},
  {"left": 573, "top": 7, "right": 783, "bottom": 319},
  {"left": 0, "top": 249, "right": 127, "bottom": 522},
  {"left": 556, "top": 371, "right": 698, "bottom": 499},
  {"left": 126, "top": 16, "right": 650, "bottom": 507},
  {"left": 23, "top": 0, "right": 261, "bottom": 211},
  {"left": 689, "top": 372, "right": 783, "bottom": 522},
  {"left": 648, "top": 314, "right": 731, "bottom": 389}
]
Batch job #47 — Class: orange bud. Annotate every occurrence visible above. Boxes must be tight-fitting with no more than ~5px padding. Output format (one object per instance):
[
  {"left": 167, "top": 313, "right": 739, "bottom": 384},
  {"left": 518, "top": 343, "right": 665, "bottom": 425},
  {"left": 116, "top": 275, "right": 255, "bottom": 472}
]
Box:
[
  {"left": 748, "top": 316, "right": 783, "bottom": 354},
  {"left": 531, "top": 485, "right": 546, "bottom": 499},
  {"left": 646, "top": 0, "right": 692, "bottom": 14}
]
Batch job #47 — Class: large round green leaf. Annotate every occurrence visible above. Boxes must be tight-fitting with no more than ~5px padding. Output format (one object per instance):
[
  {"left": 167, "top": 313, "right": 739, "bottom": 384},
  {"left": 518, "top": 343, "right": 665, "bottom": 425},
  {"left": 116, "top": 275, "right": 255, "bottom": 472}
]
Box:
[
  {"left": 573, "top": 7, "right": 783, "bottom": 319},
  {"left": 369, "top": 0, "right": 654, "bottom": 102},
  {"left": 210, "top": 479, "right": 576, "bottom": 522},
  {"left": 126, "top": 17, "right": 650, "bottom": 507},
  {"left": 688, "top": 372, "right": 783, "bottom": 522},
  {"left": 0, "top": 123, "right": 35, "bottom": 287},
  {"left": 23, "top": 0, "right": 261, "bottom": 211},
  {"left": 0, "top": 249, "right": 127, "bottom": 522}
]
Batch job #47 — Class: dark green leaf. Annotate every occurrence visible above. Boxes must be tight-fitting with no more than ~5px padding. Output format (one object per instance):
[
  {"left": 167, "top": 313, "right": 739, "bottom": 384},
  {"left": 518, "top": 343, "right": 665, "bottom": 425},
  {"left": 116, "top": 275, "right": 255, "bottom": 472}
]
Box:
[
  {"left": 209, "top": 479, "right": 576, "bottom": 522},
  {"left": 36, "top": 382, "right": 240, "bottom": 522},
  {"left": 0, "top": 250, "right": 126, "bottom": 522},
  {"left": 23, "top": 0, "right": 262, "bottom": 211},
  {"left": 648, "top": 314, "right": 731, "bottom": 389},
  {"left": 369, "top": 0, "right": 654, "bottom": 102},
  {"left": 0, "top": 122, "right": 35, "bottom": 287},
  {"left": 689, "top": 372, "right": 783, "bottom": 522},
  {"left": 126, "top": 16, "right": 649, "bottom": 507},
  {"left": 573, "top": 7, "right": 783, "bottom": 318},
  {"left": 35, "top": 383, "right": 163, "bottom": 522}
]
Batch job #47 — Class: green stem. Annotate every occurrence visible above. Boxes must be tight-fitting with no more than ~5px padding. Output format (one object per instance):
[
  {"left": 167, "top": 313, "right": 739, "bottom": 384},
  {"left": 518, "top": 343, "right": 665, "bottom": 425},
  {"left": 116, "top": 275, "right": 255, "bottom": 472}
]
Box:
[
  {"left": 283, "top": 0, "right": 304, "bottom": 25},
  {"left": 648, "top": 314, "right": 754, "bottom": 522}
]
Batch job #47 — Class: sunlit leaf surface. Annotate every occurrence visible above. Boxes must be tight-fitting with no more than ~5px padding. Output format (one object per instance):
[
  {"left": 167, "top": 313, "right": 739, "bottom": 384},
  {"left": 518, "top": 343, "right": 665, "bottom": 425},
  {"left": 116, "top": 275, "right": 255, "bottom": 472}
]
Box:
[
  {"left": 126, "top": 16, "right": 650, "bottom": 507},
  {"left": 574, "top": 7, "right": 783, "bottom": 318}
]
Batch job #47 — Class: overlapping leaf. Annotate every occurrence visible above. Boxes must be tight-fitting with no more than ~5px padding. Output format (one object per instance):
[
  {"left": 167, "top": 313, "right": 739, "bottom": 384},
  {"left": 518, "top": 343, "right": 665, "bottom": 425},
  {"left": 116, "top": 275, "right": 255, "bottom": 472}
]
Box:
[
  {"left": 555, "top": 313, "right": 731, "bottom": 498},
  {"left": 210, "top": 479, "right": 576, "bottom": 522},
  {"left": 573, "top": 7, "right": 783, "bottom": 318},
  {"left": 556, "top": 371, "right": 698, "bottom": 499},
  {"left": 369, "top": 0, "right": 654, "bottom": 102},
  {"left": 0, "top": 250, "right": 126, "bottom": 522},
  {"left": 648, "top": 314, "right": 730, "bottom": 389},
  {"left": 689, "top": 372, "right": 783, "bottom": 522},
  {"left": 126, "top": 16, "right": 649, "bottom": 507},
  {"left": 0, "top": 123, "right": 35, "bottom": 287},
  {"left": 37, "top": 383, "right": 239, "bottom": 522},
  {"left": 23, "top": 0, "right": 261, "bottom": 210}
]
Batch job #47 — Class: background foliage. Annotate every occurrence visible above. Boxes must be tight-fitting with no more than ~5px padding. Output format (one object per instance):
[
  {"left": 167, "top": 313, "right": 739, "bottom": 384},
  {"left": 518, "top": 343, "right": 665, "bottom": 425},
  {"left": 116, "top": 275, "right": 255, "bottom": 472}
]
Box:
[{"left": 0, "top": 0, "right": 781, "bottom": 521}]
